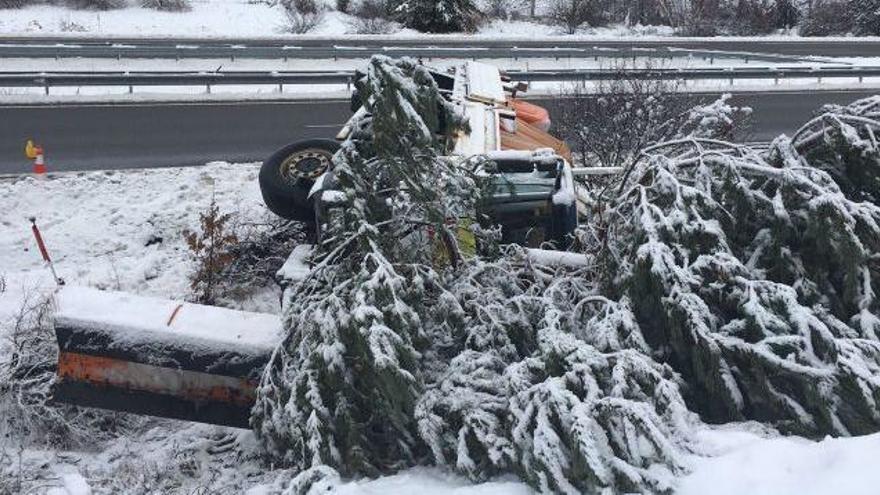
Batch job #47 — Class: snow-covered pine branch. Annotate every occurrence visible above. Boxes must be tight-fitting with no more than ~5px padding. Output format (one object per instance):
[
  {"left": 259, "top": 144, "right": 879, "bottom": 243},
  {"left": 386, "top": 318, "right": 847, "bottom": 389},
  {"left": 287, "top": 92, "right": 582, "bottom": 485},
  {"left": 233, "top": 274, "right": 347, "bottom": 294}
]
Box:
[
  {"left": 600, "top": 122, "right": 880, "bottom": 436},
  {"left": 416, "top": 250, "right": 694, "bottom": 494},
  {"left": 251, "top": 56, "right": 480, "bottom": 476},
  {"left": 788, "top": 95, "right": 880, "bottom": 204}
]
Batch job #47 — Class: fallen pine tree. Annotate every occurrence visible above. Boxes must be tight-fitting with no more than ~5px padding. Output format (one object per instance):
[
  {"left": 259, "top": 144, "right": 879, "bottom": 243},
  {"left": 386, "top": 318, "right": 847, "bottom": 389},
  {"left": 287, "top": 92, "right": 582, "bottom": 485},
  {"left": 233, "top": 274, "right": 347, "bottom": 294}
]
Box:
[{"left": 250, "top": 57, "right": 880, "bottom": 494}]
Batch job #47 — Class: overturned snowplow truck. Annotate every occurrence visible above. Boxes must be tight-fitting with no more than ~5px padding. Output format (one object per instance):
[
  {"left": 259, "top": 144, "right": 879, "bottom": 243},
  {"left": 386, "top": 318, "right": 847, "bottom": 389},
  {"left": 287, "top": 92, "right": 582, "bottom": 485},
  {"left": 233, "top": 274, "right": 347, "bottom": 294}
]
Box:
[
  {"left": 52, "top": 62, "right": 584, "bottom": 427},
  {"left": 259, "top": 61, "right": 578, "bottom": 248}
]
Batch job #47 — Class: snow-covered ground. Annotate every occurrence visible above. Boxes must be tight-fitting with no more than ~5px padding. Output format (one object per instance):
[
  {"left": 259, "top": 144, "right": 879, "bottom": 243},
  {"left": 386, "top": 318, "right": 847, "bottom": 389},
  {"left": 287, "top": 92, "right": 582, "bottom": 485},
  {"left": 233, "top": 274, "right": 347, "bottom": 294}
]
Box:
[
  {"left": 0, "top": 0, "right": 652, "bottom": 38},
  {"left": 680, "top": 426, "right": 880, "bottom": 495},
  {"left": 1, "top": 0, "right": 878, "bottom": 40},
  {"left": 2, "top": 164, "right": 880, "bottom": 493},
  {"left": 0, "top": 0, "right": 687, "bottom": 39},
  {"left": 0, "top": 162, "right": 276, "bottom": 315},
  {"left": 0, "top": 0, "right": 352, "bottom": 38}
]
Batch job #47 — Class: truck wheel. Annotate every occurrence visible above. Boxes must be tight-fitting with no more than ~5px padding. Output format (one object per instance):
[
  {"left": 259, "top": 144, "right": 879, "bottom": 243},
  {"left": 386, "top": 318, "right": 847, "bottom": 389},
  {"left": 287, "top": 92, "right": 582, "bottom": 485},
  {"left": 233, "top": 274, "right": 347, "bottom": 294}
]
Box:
[{"left": 259, "top": 139, "right": 340, "bottom": 222}]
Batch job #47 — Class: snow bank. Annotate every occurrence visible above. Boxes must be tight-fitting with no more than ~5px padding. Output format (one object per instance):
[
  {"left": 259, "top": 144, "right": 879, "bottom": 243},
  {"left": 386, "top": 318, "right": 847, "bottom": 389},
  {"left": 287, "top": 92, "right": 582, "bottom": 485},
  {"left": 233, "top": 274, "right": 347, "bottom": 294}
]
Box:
[
  {"left": 0, "top": 0, "right": 684, "bottom": 39},
  {"left": 681, "top": 427, "right": 880, "bottom": 495},
  {"left": 0, "top": 161, "right": 277, "bottom": 320},
  {"left": 2, "top": 0, "right": 873, "bottom": 41},
  {"left": 333, "top": 467, "right": 531, "bottom": 495},
  {"left": 45, "top": 473, "right": 92, "bottom": 495},
  {"left": 0, "top": 1, "right": 358, "bottom": 38}
]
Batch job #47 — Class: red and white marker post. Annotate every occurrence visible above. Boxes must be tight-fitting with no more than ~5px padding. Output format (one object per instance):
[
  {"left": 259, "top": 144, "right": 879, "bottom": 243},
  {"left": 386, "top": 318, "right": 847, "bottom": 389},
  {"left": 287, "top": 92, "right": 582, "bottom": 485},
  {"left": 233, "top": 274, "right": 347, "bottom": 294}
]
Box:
[{"left": 29, "top": 217, "right": 64, "bottom": 286}]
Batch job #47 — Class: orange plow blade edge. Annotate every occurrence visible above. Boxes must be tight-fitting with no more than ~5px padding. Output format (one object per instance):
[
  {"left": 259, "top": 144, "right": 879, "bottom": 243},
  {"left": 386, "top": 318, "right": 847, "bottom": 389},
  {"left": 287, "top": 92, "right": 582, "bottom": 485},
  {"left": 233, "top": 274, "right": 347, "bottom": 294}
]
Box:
[{"left": 52, "top": 287, "right": 281, "bottom": 428}]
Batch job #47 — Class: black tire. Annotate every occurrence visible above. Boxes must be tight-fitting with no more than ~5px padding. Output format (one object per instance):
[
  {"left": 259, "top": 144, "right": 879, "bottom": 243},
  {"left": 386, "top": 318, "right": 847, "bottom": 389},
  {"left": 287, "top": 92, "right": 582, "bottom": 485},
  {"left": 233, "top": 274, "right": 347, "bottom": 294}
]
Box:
[{"left": 259, "top": 139, "right": 340, "bottom": 222}]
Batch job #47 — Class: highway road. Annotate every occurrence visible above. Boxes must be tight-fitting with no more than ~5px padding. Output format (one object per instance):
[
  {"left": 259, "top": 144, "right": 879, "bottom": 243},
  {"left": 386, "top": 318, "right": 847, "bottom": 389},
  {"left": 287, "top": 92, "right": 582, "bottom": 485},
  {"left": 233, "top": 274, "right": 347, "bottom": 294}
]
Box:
[
  {"left": 1, "top": 89, "right": 878, "bottom": 174},
  {"left": 2, "top": 36, "right": 879, "bottom": 58}
]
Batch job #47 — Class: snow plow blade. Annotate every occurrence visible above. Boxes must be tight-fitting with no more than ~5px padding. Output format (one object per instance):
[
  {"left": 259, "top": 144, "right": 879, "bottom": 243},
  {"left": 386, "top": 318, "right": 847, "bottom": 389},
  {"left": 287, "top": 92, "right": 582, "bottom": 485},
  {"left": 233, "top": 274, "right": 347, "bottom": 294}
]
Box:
[{"left": 52, "top": 287, "right": 280, "bottom": 428}]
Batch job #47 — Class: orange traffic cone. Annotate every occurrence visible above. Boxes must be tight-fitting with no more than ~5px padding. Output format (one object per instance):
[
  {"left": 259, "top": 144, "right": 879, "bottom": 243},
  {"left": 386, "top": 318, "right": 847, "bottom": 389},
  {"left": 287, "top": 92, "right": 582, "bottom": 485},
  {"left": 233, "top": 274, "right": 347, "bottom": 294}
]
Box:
[
  {"left": 33, "top": 146, "right": 46, "bottom": 176},
  {"left": 25, "top": 140, "right": 46, "bottom": 176}
]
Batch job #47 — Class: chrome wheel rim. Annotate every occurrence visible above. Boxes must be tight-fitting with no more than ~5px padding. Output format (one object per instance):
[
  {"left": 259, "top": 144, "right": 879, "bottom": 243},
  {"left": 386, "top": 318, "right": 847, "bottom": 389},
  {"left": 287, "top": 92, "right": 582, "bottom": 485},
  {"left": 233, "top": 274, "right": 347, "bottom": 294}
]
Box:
[{"left": 280, "top": 149, "right": 332, "bottom": 183}]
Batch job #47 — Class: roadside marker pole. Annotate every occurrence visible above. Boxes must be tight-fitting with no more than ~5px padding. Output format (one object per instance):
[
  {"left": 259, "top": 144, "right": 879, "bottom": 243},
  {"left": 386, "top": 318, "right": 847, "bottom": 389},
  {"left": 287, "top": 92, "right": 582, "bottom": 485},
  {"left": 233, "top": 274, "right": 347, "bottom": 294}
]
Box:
[{"left": 29, "top": 217, "right": 65, "bottom": 286}]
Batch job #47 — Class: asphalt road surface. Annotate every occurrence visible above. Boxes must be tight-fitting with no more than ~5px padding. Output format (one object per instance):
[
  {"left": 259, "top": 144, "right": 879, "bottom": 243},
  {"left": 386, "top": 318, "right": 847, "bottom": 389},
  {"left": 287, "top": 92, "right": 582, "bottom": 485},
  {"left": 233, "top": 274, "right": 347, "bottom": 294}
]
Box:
[{"left": 1, "top": 89, "right": 878, "bottom": 174}]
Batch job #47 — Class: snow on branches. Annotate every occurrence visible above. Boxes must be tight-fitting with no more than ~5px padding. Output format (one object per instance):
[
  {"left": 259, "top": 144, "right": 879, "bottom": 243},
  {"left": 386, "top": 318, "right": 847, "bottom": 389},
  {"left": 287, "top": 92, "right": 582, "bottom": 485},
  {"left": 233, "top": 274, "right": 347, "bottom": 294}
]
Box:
[
  {"left": 601, "top": 127, "right": 880, "bottom": 436},
  {"left": 250, "top": 56, "right": 480, "bottom": 476},
  {"left": 252, "top": 56, "right": 695, "bottom": 494},
  {"left": 252, "top": 57, "right": 880, "bottom": 494},
  {"left": 392, "top": 0, "right": 483, "bottom": 33},
  {"left": 416, "top": 253, "right": 693, "bottom": 494},
  {"left": 789, "top": 95, "right": 880, "bottom": 204}
]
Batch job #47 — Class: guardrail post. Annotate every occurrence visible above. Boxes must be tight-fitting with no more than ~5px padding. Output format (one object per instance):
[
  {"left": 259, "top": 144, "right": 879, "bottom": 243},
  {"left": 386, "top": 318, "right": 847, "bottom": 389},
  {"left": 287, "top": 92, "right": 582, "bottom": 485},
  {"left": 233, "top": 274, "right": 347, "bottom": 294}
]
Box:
[
  {"left": 859, "top": 75, "right": 864, "bottom": 83},
  {"left": 278, "top": 82, "right": 283, "bottom": 93},
  {"left": 346, "top": 77, "right": 351, "bottom": 91},
  {"left": 129, "top": 85, "right": 133, "bottom": 94},
  {"left": 44, "top": 82, "right": 49, "bottom": 96},
  {"left": 206, "top": 83, "right": 211, "bottom": 94}
]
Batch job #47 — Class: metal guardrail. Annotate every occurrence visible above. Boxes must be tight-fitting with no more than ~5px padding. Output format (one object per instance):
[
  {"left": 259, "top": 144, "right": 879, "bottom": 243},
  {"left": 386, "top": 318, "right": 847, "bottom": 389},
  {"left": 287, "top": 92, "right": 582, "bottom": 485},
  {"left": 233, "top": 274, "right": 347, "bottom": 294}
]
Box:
[
  {"left": 511, "top": 66, "right": 880, "bottom": 82},
  {"left": 0, "top": 42, "right": 813, "bottom": 64},
  {"left": 0, "top": 70, "right": 356, "bottom": 93},
  {"left": 1, "top": 66, "right": 879, "bottom": 94}
]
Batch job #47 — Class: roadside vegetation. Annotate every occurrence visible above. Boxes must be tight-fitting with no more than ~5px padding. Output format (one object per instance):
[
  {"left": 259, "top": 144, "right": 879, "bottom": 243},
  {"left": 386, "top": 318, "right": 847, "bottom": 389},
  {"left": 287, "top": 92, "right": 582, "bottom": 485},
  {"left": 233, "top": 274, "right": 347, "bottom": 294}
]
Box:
[
  {"left": 551, "top": 63, "right": 752, "bottom": 169},
  {"left": 1, "top": 0, "right": 878, "bottom": 36},
  {"left": 249, "top": 56, "right": 880, "bottom": 493}
]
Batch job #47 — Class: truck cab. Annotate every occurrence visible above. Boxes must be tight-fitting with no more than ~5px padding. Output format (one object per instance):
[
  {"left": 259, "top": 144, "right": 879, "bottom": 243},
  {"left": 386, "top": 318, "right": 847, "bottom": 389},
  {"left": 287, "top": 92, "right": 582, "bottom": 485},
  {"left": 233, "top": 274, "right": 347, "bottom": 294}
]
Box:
[{"left": 259, "top": 61, "right": 579, "bottom": 249}]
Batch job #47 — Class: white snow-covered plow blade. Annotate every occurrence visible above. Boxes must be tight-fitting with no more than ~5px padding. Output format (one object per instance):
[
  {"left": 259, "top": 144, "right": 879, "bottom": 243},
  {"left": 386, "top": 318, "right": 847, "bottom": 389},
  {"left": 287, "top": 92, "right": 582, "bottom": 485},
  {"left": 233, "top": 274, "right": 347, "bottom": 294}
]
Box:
[{"left": 52, "top": 287, "right": 280, "bottom": 428}]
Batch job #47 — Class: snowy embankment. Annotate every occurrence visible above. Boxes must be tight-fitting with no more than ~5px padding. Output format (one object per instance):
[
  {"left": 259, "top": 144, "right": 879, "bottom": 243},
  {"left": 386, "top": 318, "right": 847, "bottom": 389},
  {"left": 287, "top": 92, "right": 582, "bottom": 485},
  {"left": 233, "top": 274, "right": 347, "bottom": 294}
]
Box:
[
  {"left": 0, "top": 0, "right": 668, "bottom": 39},
  {"left": 4, "top": 0, "right": 880, "bottom": 40},
  {"left": 1, "top": 164, "right": 880, "bottom": 493}
]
